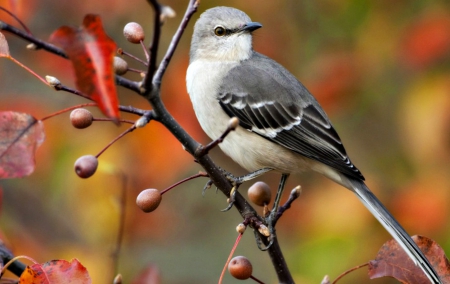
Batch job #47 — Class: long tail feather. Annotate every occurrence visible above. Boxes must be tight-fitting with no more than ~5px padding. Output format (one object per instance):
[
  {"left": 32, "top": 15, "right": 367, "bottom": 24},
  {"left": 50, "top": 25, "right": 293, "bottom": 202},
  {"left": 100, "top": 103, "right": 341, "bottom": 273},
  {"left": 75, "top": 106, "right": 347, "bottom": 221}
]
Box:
[{"left": 347, "top": 178, "right": 441, "bottom": 284}]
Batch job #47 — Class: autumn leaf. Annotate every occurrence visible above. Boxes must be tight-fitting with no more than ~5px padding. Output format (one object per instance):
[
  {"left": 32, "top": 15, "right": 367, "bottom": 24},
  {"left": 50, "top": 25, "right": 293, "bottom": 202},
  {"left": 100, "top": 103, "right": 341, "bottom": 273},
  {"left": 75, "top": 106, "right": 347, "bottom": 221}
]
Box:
[
  {"left": 0, "top": 32, "right": 11, "bottom": 57},
  {"left": 19, "top": 259, "right": 91, "bottom": 284},
  {"left": 368, "top": 235, "right": 450, "bottom": 283},
  {"left": 49, "top": 14, "right": 120, "bottom": 123},
  {"left": 0, "top": 111, "right": 45, "bottom": 179}
]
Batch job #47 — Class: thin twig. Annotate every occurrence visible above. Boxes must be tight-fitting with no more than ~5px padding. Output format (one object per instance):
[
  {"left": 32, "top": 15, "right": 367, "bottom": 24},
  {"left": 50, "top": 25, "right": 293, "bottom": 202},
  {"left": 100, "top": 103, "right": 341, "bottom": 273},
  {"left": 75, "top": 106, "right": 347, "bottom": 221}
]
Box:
[
  {"left": 273, "top": 185, "right": 302, "bottom": 226},
  {"left": 118, "top": 48, "right": 148, "bottom": 66},
  {"left": 0, "top": 7, "right": 32, "bottom": 34},
  {"left": 140, "top": 40, "right": 149, "bottom": 62},
  {"left": 160, "top": 171, "right": 209, "bottom": 195},
  {"left": 93, "top": 118, "right": 136, "bottom": 124},
  {"left": 250, "top": 275, "right": 265, "bottom": 284},
  {"left": 332, "top": 263, "right": 369, "bottom": 284},
  {"left": 95, "top": 125, "right": 136, "bottom": 158},
  {"left": 51, "top": 83, "right": 148, "bottom": 117},
  {"left": 8, "top": 56, "right": 49, "bottom": 85},
  {"left": 40, "top": 103, "right": 97, "bottom": 121},
  {"left": 111, "top": 172, "right": 128, "bottom": 281},
  {"left": 53, "top": 84, "right": 90, "bottom": 99},
  {"left": 127, "top": 67, "right": 146, "bottom": 74},
  {"left": 152, "top": 0, "right": 199, "bottom": 89},
  {"left": 195, "top": 117, "right": 238, "bottom": 157},
  {"left": 0, "top": 20, "right": 67, "bottom": 58},
  {"left": 218, "top": 233, "right": 243, "bottom": 284}
]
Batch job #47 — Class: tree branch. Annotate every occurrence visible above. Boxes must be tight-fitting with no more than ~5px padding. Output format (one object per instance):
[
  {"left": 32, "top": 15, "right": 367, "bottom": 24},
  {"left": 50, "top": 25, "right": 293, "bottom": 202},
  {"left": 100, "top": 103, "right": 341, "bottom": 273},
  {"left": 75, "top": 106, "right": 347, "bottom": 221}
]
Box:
[
  {"left": 152, "top": 0, "right": 198, "bottom": 90},
  {"left": 143, "top": 0, "right": 162, "bottom": 92},
  {"left": 1, "top": 1, "right": 294, "bottom": 282},
  {"left": 0, "top": 21, "right": 142, "bottom": 93},
  {"left": 140, "top": 0, "right": 293, "bottom": 282}
]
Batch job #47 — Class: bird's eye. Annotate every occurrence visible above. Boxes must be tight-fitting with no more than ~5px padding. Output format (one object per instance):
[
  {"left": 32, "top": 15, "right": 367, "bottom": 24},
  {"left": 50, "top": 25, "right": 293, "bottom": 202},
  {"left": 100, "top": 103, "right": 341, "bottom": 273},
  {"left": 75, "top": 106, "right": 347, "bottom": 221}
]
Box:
[{"left": 214, "top": 26, "right": 226, "bottom": 36}]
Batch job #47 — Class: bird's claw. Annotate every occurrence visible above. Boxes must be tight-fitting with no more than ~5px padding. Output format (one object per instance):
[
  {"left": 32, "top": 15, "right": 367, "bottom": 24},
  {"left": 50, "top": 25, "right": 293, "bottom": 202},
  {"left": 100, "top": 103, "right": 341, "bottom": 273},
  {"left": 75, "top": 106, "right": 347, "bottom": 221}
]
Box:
[
  {"left": 221, "top": 185, "right": 238, "bottom": 211},
  {"left": 202, "top": 180, "right": 214, "bottom": 196},
  {"left": 254, "top": 229, "right": 274, "bottom": 251}
]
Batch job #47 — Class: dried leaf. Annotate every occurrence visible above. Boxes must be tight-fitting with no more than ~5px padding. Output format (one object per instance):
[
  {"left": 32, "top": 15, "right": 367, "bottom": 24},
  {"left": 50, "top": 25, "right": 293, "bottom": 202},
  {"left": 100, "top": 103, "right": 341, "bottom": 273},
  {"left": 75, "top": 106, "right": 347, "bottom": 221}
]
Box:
[
  {"left": 19, "top": 259, "right": 91, "bottom": 284},
  {"left": 0, "top": 111, "right": 45, "bottom": 179},
  {"left": 368, "top": 235, "right": 450, "bottom": 283},
  {"left": 0, "top": 32, "right": 11, "bottom": 57},
  {"left": 49, "top": 14, "right": 119, "bottom": 122}
]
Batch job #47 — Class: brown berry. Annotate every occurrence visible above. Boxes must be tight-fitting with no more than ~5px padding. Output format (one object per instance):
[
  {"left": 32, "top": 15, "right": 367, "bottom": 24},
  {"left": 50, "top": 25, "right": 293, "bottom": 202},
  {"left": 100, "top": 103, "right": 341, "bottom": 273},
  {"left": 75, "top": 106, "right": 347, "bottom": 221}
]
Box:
[
  {"left": 74, "top": 155, "right": 98, "bottom": 178},
  {"left": 123, "top": 22, "right": 145, "bottom": 44},
  {"left": 248, "top": 181, "right": 271, "bottom": 206},
  {"left": 136, "top": 188, "right": 162, "bottom": 213},
  {"left": 228, "top": 256, "right": 253, "bottom": 280},
  {"left": 113, "top": 56, "right": 128, "bottom": 75},
  {"left": 70, "top": 108, "right": 93, "bottom": 129}
]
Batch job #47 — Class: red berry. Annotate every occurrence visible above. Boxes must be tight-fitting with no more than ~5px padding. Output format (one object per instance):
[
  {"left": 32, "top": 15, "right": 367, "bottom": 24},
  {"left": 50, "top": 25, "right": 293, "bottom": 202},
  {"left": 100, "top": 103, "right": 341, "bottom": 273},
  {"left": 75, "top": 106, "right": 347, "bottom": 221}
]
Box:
[
  {"left": 70, "top": 108, "right": 93, "bottom": 129},
  {"left": 228, "top": 256, "right": 253, "bottom": 280},
  {"left": 248, "top": 181, "right": 271, "bottom": 206},
  {"left": 123, "top": 22, "right": 145, "bottom": 44},
  {"left": 136, "top": 188, "right": 162, "bottom": 213},
  {"left": 74, "top": 155, "right": 98, "bottom": 178}
]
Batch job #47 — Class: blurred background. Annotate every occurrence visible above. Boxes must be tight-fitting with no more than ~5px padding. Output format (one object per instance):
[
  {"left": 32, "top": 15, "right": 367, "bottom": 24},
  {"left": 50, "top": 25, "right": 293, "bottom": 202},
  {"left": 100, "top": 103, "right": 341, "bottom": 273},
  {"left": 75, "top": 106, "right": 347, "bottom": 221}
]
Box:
[{"left": 1, "top": 0, "right": 449, "bottom": 283}]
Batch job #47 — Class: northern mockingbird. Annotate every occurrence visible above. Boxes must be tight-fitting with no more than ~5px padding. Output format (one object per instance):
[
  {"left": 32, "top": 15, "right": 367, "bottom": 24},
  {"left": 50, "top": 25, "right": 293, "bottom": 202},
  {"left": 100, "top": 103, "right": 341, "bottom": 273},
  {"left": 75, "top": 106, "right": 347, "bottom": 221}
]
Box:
[{"left": 186, "top": 6, "right": 440, "bottom": 283}]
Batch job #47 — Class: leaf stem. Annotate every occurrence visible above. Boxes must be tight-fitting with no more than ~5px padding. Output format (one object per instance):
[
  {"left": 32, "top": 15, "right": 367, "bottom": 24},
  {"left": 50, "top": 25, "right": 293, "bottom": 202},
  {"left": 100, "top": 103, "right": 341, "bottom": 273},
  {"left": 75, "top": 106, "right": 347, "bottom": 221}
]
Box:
[{"left": 9, "top": 56, "right": 49, "bottom": 85}]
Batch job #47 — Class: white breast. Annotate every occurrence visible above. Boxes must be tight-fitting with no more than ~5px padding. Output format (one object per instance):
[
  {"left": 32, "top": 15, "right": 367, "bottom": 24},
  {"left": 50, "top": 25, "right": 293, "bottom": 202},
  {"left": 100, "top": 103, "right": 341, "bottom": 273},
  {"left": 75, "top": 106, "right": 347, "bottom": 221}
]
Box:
[
  {"left": 186, "top": 59, "right": 339, "bottom": 180},
  {"left": 186, "top": 60, "right": 237, "bottom": 140}
]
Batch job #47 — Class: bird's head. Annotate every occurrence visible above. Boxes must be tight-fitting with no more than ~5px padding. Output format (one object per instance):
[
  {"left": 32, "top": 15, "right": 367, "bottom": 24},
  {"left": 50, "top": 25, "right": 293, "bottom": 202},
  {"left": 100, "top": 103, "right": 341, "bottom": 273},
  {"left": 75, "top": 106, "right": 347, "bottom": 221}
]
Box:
[{"left": 190, "top": 7, "right": 262, "bottom": 62}]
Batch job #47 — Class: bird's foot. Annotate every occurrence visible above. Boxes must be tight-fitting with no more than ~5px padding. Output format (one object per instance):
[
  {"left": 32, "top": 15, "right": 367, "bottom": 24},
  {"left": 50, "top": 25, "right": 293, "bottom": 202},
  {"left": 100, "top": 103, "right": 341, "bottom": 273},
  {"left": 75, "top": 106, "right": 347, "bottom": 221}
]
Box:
[{"left": 223, "top": 168, "right": 274, "bottom": 211}]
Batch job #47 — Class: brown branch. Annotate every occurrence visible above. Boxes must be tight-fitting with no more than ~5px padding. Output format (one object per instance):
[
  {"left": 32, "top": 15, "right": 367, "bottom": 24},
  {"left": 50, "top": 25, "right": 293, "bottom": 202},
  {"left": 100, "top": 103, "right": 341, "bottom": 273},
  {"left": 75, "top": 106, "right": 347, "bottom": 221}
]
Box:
[
  {"left": 152, "top": 0, "right": 199, "bottom": 90},
  {"left": 0, "top": 20, "right": 68, "bottom": 58},
  {"left": 143, "top": 0, "right": 162, "bottom": 92}
]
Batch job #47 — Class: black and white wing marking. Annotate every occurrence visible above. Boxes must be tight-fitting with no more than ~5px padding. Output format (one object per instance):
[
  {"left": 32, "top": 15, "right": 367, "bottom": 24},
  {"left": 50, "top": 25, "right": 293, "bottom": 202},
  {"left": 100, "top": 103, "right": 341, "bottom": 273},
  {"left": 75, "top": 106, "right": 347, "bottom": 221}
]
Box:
[{"left": 218, "top": 52, "right": 364, "bottom": 180}]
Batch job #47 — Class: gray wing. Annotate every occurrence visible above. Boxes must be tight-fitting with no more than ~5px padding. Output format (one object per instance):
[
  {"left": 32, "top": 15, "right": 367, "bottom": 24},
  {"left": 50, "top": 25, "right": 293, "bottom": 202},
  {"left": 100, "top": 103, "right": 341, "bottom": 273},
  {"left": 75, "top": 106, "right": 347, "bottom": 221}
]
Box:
[{"left": 218, "top": 52, "right": 364, "bottom": 180}]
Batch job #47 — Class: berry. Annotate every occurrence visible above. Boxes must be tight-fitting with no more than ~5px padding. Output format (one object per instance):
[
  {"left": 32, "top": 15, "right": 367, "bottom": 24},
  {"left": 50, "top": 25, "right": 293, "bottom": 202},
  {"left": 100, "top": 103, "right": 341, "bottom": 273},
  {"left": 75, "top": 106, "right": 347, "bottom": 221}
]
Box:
[
  {"left": 248, "top": 181, "right": 271, "bottom": 206},
  {"left": 136, "top": 188, "right": 162, "bottom": 213},
  {"left": 113, "top": 56, "right": 128, "bottom": 75},
  {"left": 74, "top": 155, "right": 98, "bottom": 178},
  {"left": 123, "top": 22, "right": 145, "bottom": 44},
  {"left": 70, "top": 108, "right": 93, "bottom": 129},
  {"left": 228, "top": 256, "right": 253, "bottom": 280}
]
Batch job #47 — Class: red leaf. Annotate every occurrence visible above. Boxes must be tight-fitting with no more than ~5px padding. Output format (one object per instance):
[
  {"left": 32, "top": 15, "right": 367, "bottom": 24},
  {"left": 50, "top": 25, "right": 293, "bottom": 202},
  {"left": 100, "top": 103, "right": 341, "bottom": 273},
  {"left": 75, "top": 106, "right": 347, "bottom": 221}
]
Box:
[
  {"left": 368, "top": 235, "right": 450, "bottom": 283},
  {"left": 19, "top": 259, "right": 91, "bottom": 284},
  {"left": 49, "top": 14, "right": 119, "bottom": 122},
  {"left": 0, "top": 32, "right": 11, "bottom": 57},
  {"left": 0, "top": 111, "right": 45, "bottom": 179}
]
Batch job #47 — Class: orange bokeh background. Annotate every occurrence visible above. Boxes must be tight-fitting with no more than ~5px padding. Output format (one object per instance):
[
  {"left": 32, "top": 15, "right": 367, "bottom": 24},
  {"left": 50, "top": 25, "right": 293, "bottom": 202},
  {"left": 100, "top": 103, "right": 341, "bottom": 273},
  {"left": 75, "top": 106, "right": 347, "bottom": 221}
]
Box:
[{"left": 1, "top": 0, "right": 450, "bottom": 283}]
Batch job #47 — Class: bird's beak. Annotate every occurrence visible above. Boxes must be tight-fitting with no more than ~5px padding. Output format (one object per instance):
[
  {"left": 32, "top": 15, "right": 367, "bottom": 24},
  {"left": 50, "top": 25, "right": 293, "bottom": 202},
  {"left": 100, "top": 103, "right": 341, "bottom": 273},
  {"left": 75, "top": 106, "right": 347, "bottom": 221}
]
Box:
[{"left": 240, "top": 22, "right": 262, "bottom": 33}]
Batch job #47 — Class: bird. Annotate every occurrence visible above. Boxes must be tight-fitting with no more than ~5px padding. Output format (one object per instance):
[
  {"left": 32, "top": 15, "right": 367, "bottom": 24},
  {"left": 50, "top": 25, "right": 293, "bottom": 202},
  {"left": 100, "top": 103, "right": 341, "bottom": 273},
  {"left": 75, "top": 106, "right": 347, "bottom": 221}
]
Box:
[{"left": 186, "top": 6, "right": 440, "bottom": 283}]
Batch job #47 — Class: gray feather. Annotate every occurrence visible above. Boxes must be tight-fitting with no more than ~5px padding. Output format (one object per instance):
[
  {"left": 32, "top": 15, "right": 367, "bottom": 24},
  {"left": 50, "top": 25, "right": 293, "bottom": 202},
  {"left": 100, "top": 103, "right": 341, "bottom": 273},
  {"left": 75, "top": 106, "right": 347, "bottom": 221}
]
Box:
[{"left": 218, "top": 52, "right": 364, "bottom": 180}]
